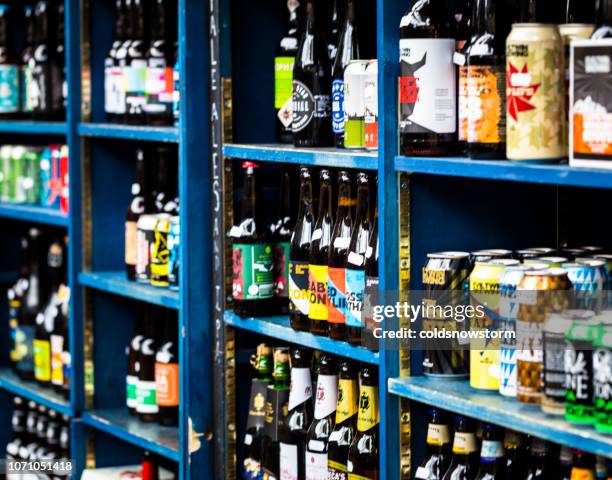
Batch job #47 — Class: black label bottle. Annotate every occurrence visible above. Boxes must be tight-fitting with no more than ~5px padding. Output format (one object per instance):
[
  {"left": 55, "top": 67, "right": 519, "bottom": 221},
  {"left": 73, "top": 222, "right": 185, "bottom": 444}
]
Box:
[
  {"left": 275, "top": 0, "right": 301, "bottom": 142},
  {"left": 463, "top": 0, "right": 505, "bottom": 159},
  {"left": 6, "top": 397, "right": 26, "bottom": 462},
  {"left": 126, "top": 305, "right": 145, "bottom": 415},
  {"left": 105, "top": 0, "right": 127, "bottom": 121},
  {"left": 328, "top": 171, "right": 352, "bottom": 341},
  {"left": 309, "top": 169, "right": 333, "bottom": 336},
  {"left": 125, "top": 0, "right": 148, "bottom": 124},
  {"left": 0, "top": 5, "right": 19, "bottom": 117},
  {"left": 558, "top": 446, "right": 573, "bottom": 480},
  {"left": 231, "top": 161, "right": 274, "bottom": 317},
  {"left": 441, "top": 416, "right": 478, "bottom": 480},
  {"left": 414, "top": 409, "right": 452, "bottom": 480},
  {"left": 126, "top": 148, "right": 152, "bottom": 280},
  {"left": 20, "top": 5, "right": 35, "bottom": 116},
  {"left": 144, "top": 0, "right": 177, "bottom": 125},
  {"left": 399, "top": 0, "right": 457, "bottom": 155},
  {"left": 115, "top": 0, "right": 133, "bottom": 120},
  {"left": 593, "top": 0, "right": 612, "bottom": 38},
  {"left": 292, "top": 0, "right": 332, "bottom": 147},
  {"left": 279, "top": 347, "right": 313, "bottom": 480},
  {"left": 327, "top": 360, "right": 358, "bottom": 479},
  {"left": 155, "top": 310, "right": 178, "bottom": 426},
  {"left": 272, "top": 171, "right": 294, "bottom": 315},
  {"left": 566, "top": 0, "right": 596, "bottom": 23},
  {"left": 19, "top": 401, "right": 39, "bottom": 461},
  {"left": 136, "top": 305, "right": 158, "bottom": 422},
  {"left": 347, "top": 366, "right": 379, "bottom": 480},
  {"left": 524, "top": 437, "right": 555, "bottom": 480},
  {"left": 54, "top": 1, "right": 66, "bottom": 117},
  {"left": 346, "top": 172, "right": 371, "bottom": 346},
  {"left": 305, "top": 353, "right": 338, "bottom": 480},
  {"left": 504, "top": 430, "right": 527, "bottom": 479},
  {"left": 363, "top": 206, "right": 379, "bottom": 351},
  {"left": 331, "top": 0, "right": 360, "bottom": 148},
  {"left": 289, "top": 167, "right": 314, "bottom": 331},
  {"left": 243, "top": 344, "right": 273, "bottom": 479},
  {"left": 473, "top": 424, "right": 506, "bottom": 480}
]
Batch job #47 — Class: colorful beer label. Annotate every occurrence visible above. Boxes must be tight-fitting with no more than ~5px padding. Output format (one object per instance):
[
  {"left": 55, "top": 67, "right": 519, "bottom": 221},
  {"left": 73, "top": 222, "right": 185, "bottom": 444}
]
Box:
[
  {"left": 232, "top": 243, "right": 274, "bottom": 301},
  {"left": 328, "top": 460, "right": 347, "bottom": 479},
  {"left": 126, "top": 374, "right": 138, "bottom": 408},
  {"left": 480, "top": 440, "right": 504, "bottom": 460},
  {"left": 506, "top": 38, "right": 564, "bottom": 160},
  {"left": 426, "top": 423, "right": 450, "bottom": 446},
  {"left": 308, "top": 264, "right": 328, "bottom": 321},
  {"left": 452, "top": 432, "right": 477, "bottom": 455},
  {"left": 21, "top": 64, "right": 34, "bottom": 112},
  {"left": 305, "top": 451, "right": 328, "bottom": 480},
  {"left": 151, "top": 222, "right": 170, "bottom": 286},
  {"left": 348, "top": 474, "right": 373, "bottom": 480},
  {"left": 336, "top": 378, "right": 358, "bottom": 424},
  {"left": 145, "top": 65, "right": 174, "bottom": 114},
  {"left": 125, "top": 220, "right": 138, "bottom": 266},
  {"left": 289, "top": 260, "right": 309, "bottom": 316},
  {"left": 363, "top": 64, "right": 378, "bottom": 149},
  {"left": 466, "top": 65, "right": 505, "bottom": 144},
  {"left": 570, "top": 468, "right": 596, "bottom": 480},
  {"left": 16, "top": 325, "right": 35, "bottom": 374},
  {"left": 275, "top": 56, "right": 294, "bottom": 110},
  {"left": 399, "top": 38, "right": 456, "bottom": 134},
  {"left": 332, "top": 79, "right": 344, "bottom": 134},
  {"left": 315, "top": 374, "right": 338, "bottom": 420},
  {"left": 346, "top": 268, "right": 365, "bottom": 328},
  {"left": 288, "top": 367, "right": 312, "bottom": 411},
  {"left": 136, "top": 379, "right": 158, "bottom": 414},
  {"left": 0, "top": 65, "right": 19, "bottom": 113},
  {"left": 565, "top": 343, "right": 595, "bottom": 423},
  {"left": 273, "top": 241, "right": 290, "bottom": 298},
  {"left": 357, "top": 386, "right": 379, "bottom": 432},
  {"left": 328, "top": 267, "right": 347, "bottom": 324},
  {"left": 172, "top": 60, "right": 180, "bottom": 122},
  {"left": 125, "top": 59, "right": 148, "bottom": 113},
  {"left": 542, "top": 330, "right": 567, "bottom": 408},
  {"left": 155, "top": 362, "right": 179, "bottom": 407},
  {"left": 279, "top": 442, "right": 299, "bottom": 480},
  {"left": 33, "top": 338, "right": 51, "bottom": 382},
  {"left": 50, "top": 334, "right": 64, "bottom": 386},
  {"left": 594, "top": 346, "right": 612, "bottom": 432},
  {"left": 458, "top": 66, "right": 469, "bottom": 142},
  {"left": 292, "top": 80, "right": 315, "bottom": 132}
]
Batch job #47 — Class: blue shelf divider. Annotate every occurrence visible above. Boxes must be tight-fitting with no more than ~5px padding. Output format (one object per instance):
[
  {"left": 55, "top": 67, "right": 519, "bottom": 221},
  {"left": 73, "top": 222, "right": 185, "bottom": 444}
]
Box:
[
  {"left": 0, "top": 121, "right": 67, "bottom": 135},
  {"left": 78, "top": 271, "right": 180, "bottom": 310},
  {"left": 0, "top": 204, "right": 69, "bottom": 227},
  {"left": 388, "top": 376, "right": 612, "bottom": 458},
  {"left": 78, "top": 123, "right": 180, "bottom": 143},
  {"left": 224, "top": 312, "right": 380, "bottom": 365}
]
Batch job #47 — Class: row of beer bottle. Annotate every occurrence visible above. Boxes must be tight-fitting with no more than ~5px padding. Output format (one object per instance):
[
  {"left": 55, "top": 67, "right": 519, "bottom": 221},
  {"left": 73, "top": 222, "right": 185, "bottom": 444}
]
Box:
[
  {"left": 275, "top": 0, "right": 377, "bottom": 148},
  {"left": 105, "top": 0, "right": 179, "bottom": 126},
  {"left": 0, "top": 1, "right": 66, "bottom": 120},
  {"left": 125, "top": 305, "right": 179, "bottom": 427},
  {"left": 416, "top": 407, "right": 610, "bottom": 480},
  {"left": 6, "top": 398, "right": 70, "bottom": 479},
  {"left": 124, "top": 146, "right": 179, "bottom": 289},
  {"left": 9, "top": 229, "right": 70, "bottom": 399},
  {"left": 243, "top": 344, "right": 379, "bottom": 480}
]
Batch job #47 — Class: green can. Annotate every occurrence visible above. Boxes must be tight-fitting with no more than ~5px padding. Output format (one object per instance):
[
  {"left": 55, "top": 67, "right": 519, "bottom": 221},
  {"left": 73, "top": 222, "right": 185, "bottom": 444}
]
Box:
[
  {"left": 11, "top": 146, "right": 26, "bottom": 204},
  {"left": 0, "top": 145, "right": 13, "bottom": 202},
  {"left": 594, "top": 319, "right": 612, "bottom": 434},
  {"left": 22, "top": 147, "right": 41, "bottom": 204}
]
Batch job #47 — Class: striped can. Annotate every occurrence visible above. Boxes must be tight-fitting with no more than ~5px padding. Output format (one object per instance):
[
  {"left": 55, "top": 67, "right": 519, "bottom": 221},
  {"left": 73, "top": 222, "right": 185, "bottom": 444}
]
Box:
[{"left": 563, "top": 261, "right": 607, "bottom": 312}]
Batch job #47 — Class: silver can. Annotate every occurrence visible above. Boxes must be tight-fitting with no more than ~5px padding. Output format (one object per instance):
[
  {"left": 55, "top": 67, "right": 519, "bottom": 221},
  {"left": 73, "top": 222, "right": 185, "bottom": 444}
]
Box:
[{"left": 343, "top": 60, "right": 369, "bottom": 149}]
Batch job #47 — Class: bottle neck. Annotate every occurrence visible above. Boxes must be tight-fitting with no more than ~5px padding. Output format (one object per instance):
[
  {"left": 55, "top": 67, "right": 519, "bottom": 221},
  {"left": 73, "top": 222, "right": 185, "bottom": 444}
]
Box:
[
  {"left": 37, "top": 4, "right": 50, "bottom": 45},
  {"left": 305, "top": 0, "right": 316, "bottom": 32},
  {"left": 241, "top": 169, "right": 256, "bottom": 221},
  {"left": 355, "top": 184, "right": 370, "bottom": 225},
  {"left": 335, "top": 181, "right": 352, "bottom": 219},
  {"left": 474, "top": 0, "right": 495, "bottom": 34},
  {"left": 597, "top": 0, "right": 612, "bottom": 26},
  {"left": 297, "top": 178, "right": 313, "bottom": 218},
  {"left": 317, "top": 181, "right": 332, "bottom": 220},
  {"left": 0, "top": 12, "right": 7, "bottom": 48},
  {"left": 150, "top": 0, "right": 167, "bottom": 42},
  {"left": 131, "top": 0, "right": 145, "bottom": 39}
]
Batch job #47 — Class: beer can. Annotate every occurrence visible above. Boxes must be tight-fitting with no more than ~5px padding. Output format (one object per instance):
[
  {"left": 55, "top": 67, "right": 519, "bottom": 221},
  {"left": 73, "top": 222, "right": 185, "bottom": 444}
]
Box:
[
  {"left": 0, "top": 145, "right": 12, "bottom": 202},
  {"left": 565, "top": 312, "right": 600, "bottom": 424},
  {"left": 11, "top": 146, "right": 26, "bottom": 203},
  {"left": 343, "top": 60, "right": 368, "bottom": 149},
  {"left": 168, "top": 216, "right": 180, "bottom": 290},
  {"left": 136, "top": 214, "right": 157, "bottom": 283},
  {"left": 560, "top": 247, "right": 584, "bottom": 261},
  {"left": 594, "top": 321, "right": 612, "bottom": 433},
  {"left": 59, "top": 145, "right": 69, "bottom": 215},
  {"left": 516, "top": 249, "right": 541, "bottom": 261},
  {"left": 363, "top": 60, "right": 378, "bottom": 150},
  {"left": 471, "top": 249, "right": 513, "bottom": 263},
  {"left": 22, "top": 147, "right": 41, "bottom": 205},
  {"left": 528, "top": 247, "right": 556, "bottom": 256},
  {"left": 40, "top": 146, "right": 60, "bottom": 209},
  {"left": 422, "top": 251, "right": 471, "bottom": 377},
  {"left": 150, "top": 214, "right": 171, "bottom": 288},
  {"left": 506, "top": 24, "right": 564, "bottom": 161},
  {"left": 499, "top": 264, "right": 547, "bottom": 397},
  {"left": 580, "top": 246, "right": 603, "bottom": 254},
  {"left": 563, "top": 261, "right": 606, "bottom": 311},
  {"left": 542, "top": 310, "right": 589, "bottom": 415},
  {"left": 469, "top": 259, "right": 519, "bottom": 390},
  {"left": 528, "top": 256, "right": 568, "bottom": 268},
  {"left": 516, "top": 268, "right": 572, "bottom": 404}
]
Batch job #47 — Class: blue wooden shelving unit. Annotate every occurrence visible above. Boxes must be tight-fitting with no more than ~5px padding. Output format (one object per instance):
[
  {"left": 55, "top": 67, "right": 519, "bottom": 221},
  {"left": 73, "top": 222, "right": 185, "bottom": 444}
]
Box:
[
  {"left": 0, "top": 204, "right": 69, "bottom": 227},
  {"left": 0, "top": 121, "right": 67, "bottom": 135},
  {"left": 78, "top": 123, "right": 180, "bottom": 143}
]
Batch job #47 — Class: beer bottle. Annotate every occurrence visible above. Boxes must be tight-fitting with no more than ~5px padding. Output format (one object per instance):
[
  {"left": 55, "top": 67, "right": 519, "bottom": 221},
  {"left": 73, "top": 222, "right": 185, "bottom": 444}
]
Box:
[
  {"left": 9, "top": 237, "right": 29, "bottom": 372},
  {"left": 105, "top": 0, "right": 126, "bottom": 121},
  {"left": 136, "top": 306, "right": 159, "bottom": 422},
  {"left": 305, "top": 353, "right": 338, "bottom": 480},
  {"left": 144, "top": 0, "right": 177, "bottom": 126},
  {"left": 243, "top": 343, "right": 273, "bottom": 479},
  {"left": 33, "top": 404, "right": 49, "bottom": 460},
  {"left": 47, "top": 239, "right": 69, "bottom": 395},
  {"left": 415, "top": 409, "right": 451, "bottom": 480},
  {"left": 261, "top": 347, "right": 290, "bottom": 480},
  {"left": 441, "top": 416, "right": 478, "bottom": 480},
  {"left": 275, "top": 0, "right": 301, "bottom": 143},
  {"left": 125, "top": 0, "right": 148, "bottom": 124},
  {"left": 31, "top": 1, "right": 60, "bottom": 120},
  {"left": 593, "top": 0, "right": 612, "bottom": 38},
  {"left": 328, "top": 171, "right": 352, "bottom": 340},
  {"left": 524, "top": 437, "right": 555, "bottom": 480},
  {"left": 328, "top": 0, "right": 343, "bottom": 62},
  {"left": 399, "top": 0, "right": 457, "bottom": 156},
  {"left": 0, "top": 5, "right": 19, "bottom": 117},
  {"left": 292, "top": 0, "right": 333, "bottom": 147},
  {"left": 289, "top": 167, "right": 315, "bottom": 331},
  {"left": 155, "top": 310, "right": 179, "bottom": 426},
  {"left": 153, "top": 147, "right": 178, "bottom": 215},
  {"left": 6, "top": 397, "right": 27, "bottom": 463},
  {"left": 115, "top": 0, "right": 133, "bottom": 120},
  {"left": 231, "top": 161, "right": 274, "bottom": 317},
  {"left": 570, "top": 451, "right": 596, "bottom": 480},
  {"left": 347, "top": 366, "right": 379, "bottom": 480},
  {"left": 54, "top": 0, "right": 66, "bottom": 118},
  {"left": 279, "top": 347, "right": 313, "bottom": 480},
  {"left": 464, "top": 0, "right": 505, "bottom": 159},
  {"left": 126, "top": 305, "right": 145, "bottom": 415},
  {"left": 473, "top": 424, "right": 506, "bottom": 480},
  {"left": 309, "top": 169, "right": 333, "bottom": 335},
  {"left": 172, "top": 43, "right": 179, "bottom": 125},
  {"left": 20, "top": 5, "right": 35, "bottom": 116},
  {"left": 363, "top": 206, "right": 379, "bottom": 351},
  {"left": 558, "top": 446, "right": 573, "bottom": 480},
  {"left": 346, "top": 172, "right": 371, "bottom": 346},
  {"left": 51, "top": 298, "right": 69, "bottom": 399},
  {"left": 504, "top": 430, "right": 528, "bottom": 479},
  {"left": 566, "top": 0, "right": 596, "bottom": 23},
  {"left": 331, "top": 0, "right": 361, "bottom": 148},
  {"left": 272, "top": 171, "right": 294, "bottom": 314},
  {"left": 327, "top": 360, "right": 358, "bottom": 479},
  {"left": 43, "top": 409, "right": 60, "bottom": 460},
  {"left": 19, "top": 401, "right": 39, "bottom": 461},
  {"left": 58, "top": 414, "right": 70, "bottom": 463},
  {"left": 126, "top": 149, "right": 152, "bottom": 280}
]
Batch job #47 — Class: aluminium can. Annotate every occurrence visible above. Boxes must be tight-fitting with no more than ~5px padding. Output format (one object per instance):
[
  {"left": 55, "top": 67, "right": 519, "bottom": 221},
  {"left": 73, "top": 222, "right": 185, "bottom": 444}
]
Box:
[
  {"left": 593, "top": 322, "right": 612, "bottom": 433},
  {"left": 563, "top": 261, "right": 607, "bottom": 311},
  {"left": 516, "top": 249, "right": 541, "bottom": 261},
  {"left": 168, "top": 216, "right": 180, "bottom": 290},
  {"left": 421, "top": 251, "right": 471, "bottom": 377},
  {"left": 136, "top": 214, "right": 158, "bottom": 283},
  {"left": 11, "top": 146, "right": 26, "bottom": 204},
  {"left": 560, "top": 247, "right": 585, "bottom": 261},
  {"left": 528, "top": 256, "right": 568, "bottom": 268},
  {"left": 343, "top": 60, "right": 368, "bottom": 149},
  {"left": 506, "top": 24, "right": 564, "bottom": 161},
  {"left": 150, "top": 214, "right": 172, "bottom": 288},
  {"left": 363, "top": 60, "right": 378, "bottom": 150},
  {"left": 470, "top": 249, "right": 513, "bottom": 263}
]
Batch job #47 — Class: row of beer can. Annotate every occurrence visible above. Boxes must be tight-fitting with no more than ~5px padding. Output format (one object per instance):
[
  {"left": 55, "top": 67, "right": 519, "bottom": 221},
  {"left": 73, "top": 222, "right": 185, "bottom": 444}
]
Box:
[
  {"left": 0, "top": 145, "right": 69, "bottom": 212},
  {"left": 136, "top": 213, "right": 179, "bottom": 290},
  {"left": 421, "top": 246, "right": 612, "bottom": 434},
  {"left": 342, "top": 59, "right": 378, "bottom": 150}
]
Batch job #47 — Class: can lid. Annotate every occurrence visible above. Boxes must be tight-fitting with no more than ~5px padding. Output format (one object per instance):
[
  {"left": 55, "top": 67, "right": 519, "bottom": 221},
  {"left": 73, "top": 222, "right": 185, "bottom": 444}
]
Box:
[
  {"left": 428, "top": 251, "right": 470, "bottom": 259},
  {"left": 522, "top": 261, "right": 549, "bottom": 270},
  {"left": 538, "top": 256, "right": 568, "bottom": 264},
  {"left": 490, "top": 259, "right": 520, "bottom": 267},
  {"left": 576, "top": 258, "right": 606, "bottom": 268}
]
